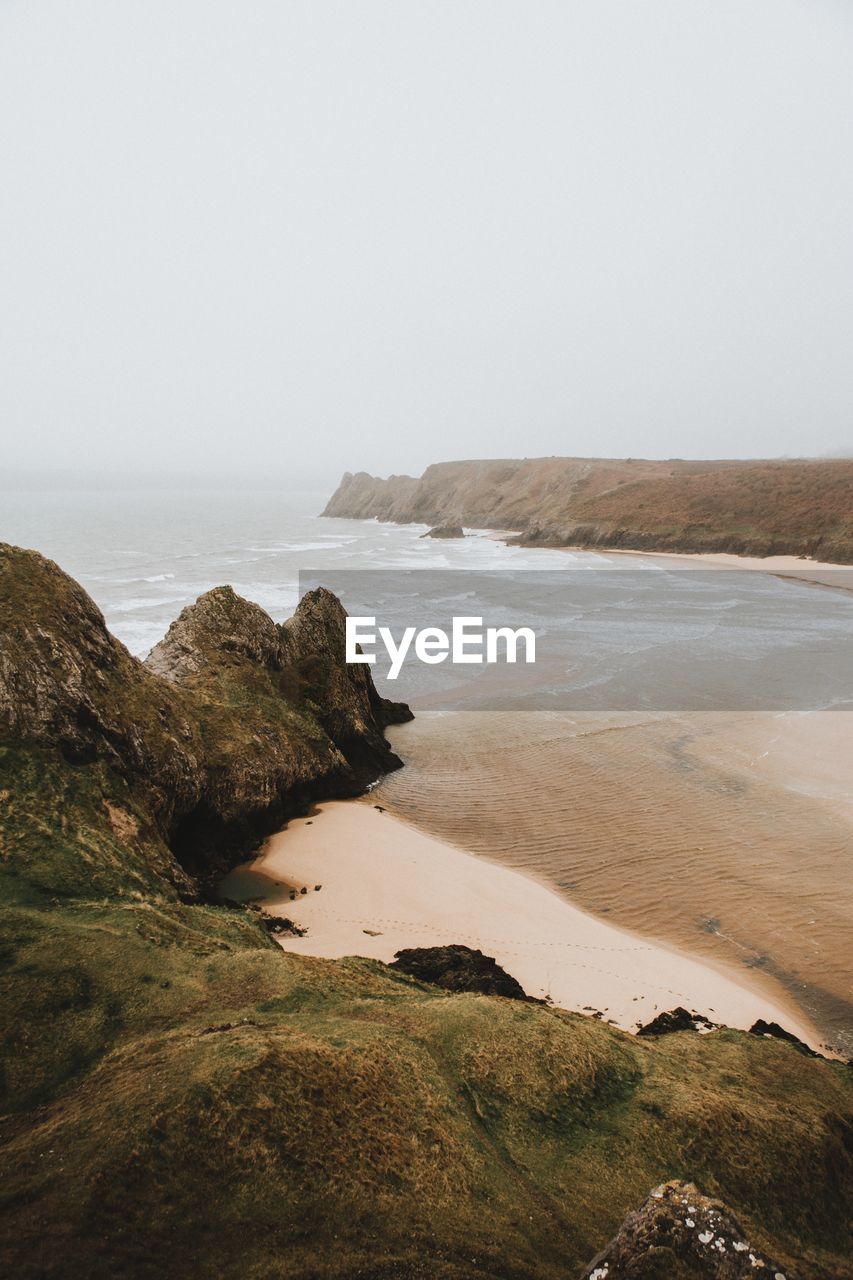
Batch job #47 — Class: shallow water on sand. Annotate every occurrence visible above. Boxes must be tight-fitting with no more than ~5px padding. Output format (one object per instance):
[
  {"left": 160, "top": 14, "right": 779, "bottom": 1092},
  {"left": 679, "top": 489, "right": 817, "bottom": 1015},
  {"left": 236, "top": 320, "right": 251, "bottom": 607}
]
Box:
[{"left": 376, "top": 709, "right": 853, "bottom": 1055}]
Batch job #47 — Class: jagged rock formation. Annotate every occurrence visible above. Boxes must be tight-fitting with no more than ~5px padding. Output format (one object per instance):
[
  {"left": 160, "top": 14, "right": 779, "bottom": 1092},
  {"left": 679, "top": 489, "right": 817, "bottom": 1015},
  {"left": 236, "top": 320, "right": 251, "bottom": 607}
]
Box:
[
  {"left": 322, "top": 457, "right": 853, "bottom": 562},
  {"left": 390, "top": 944, "right": 529, "bottom": 999},
  {"left": 749, "top": 1019, "right": 821, "bottom": 1059},
  {"left": 280, "top": 586, "right": 413, "bottom": 774},
  {"left": 638, "top": 1008, "right": 717, "bottom": 1037},
  {"left": 0, "top": 544, "right": 410, "bottom": 886},
  {"left": 421, "top": 524, "right": 465, "bottom": 539},
  {"left": 635, "top": 1010, "right": 831, "bottom": 1060},
  {"left": 146, "top": 584, "right": 283, "bottom": 678},
  {"left": 580, "top": 1180, "right": 799, "bottom": 1279}
]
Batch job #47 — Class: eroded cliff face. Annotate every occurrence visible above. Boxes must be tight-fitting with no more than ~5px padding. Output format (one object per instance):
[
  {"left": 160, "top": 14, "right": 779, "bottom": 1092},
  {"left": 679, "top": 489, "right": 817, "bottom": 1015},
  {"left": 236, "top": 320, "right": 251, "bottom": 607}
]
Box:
[
  {"left": 146, "top": 585, "right": 282, "bottom": 680},
  {"left": 321, "top": 469, "right": 423, "bottom": 521},
  {"left": 280, "top": 586, "right": 413, "bottom": 774},
  {"left": 0, "top": 544, "right": 204, "bottom": 869},
  {"left": 0, "top": 543, "right": 410, "bottom": 887},
  {"left": 322, "top": 457, "right": 853, "bottom": 562}
]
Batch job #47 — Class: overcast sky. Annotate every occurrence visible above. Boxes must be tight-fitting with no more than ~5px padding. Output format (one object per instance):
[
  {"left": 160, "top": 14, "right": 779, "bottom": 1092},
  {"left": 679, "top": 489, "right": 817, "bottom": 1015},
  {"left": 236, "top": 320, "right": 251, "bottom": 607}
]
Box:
[{"left": 2, "top": 1, "right": 852, "bottom": 484}]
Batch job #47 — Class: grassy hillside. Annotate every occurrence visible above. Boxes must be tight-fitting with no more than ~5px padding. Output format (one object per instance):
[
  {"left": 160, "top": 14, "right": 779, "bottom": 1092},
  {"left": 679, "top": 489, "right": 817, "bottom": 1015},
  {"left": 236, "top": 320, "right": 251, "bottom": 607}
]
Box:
[
  {"left": 1, "top": 547, "right": 851, "bottom": 1278},
  {"left": 323, "top": 457, "right": 853, "bottom": 561},
  {"left": 1, "top": 751, "right": 851, "bottom": 1279}
]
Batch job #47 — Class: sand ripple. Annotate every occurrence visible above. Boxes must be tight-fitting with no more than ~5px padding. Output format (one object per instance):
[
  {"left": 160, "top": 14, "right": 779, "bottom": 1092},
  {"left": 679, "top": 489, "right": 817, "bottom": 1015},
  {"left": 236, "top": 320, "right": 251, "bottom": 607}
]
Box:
[{"left": 377, "top": 709, "right": 853, "bottom": 1055}]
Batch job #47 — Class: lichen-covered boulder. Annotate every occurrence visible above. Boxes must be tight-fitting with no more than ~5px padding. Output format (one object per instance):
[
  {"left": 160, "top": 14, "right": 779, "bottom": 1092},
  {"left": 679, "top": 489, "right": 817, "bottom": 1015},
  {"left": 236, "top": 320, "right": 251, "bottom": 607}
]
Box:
[{"left": 580, "top": 1181, "right": 798, "bottom": 1279}]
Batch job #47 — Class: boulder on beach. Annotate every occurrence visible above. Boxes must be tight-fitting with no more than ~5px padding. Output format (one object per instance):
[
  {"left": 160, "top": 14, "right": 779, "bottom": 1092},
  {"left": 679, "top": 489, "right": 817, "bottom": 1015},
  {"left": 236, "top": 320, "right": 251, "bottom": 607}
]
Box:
[
  {"left": 749, "top": 1018, "right": 821, "bottom": 1058},
  {"left": 389, "top": 944, "right": 528, "bottom": 999},
  {"left": 637, "top": 1008, "right": 717, "bottom": 1036},
  {"left": 420, "top": 524, "right": 465, "bottom": 539}
]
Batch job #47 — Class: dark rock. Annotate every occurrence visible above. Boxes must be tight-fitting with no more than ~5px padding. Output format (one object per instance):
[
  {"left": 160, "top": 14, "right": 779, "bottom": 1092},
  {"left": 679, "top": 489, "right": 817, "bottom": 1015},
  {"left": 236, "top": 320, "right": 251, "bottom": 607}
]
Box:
[
  {"left": 580, "top": 1179, "right": 798, "bottom": 1279},
  {"left": 637, "top": 1008, "right": 716, "bottom": 1037},
  {"left": 420, "top": 524, "right": 465, "bottom": 539},
  {"left": 390, "top": 945, "right": 528, "bottom": 1000},
  {"left": 749, "top": 1019, "right": 820, "bottom": 1059},
  {"left": 279, "top": 586, "right": 413, "bottom": 779},
  {"left": 262, "top": 916, "right": 306, "bottom": 938}
]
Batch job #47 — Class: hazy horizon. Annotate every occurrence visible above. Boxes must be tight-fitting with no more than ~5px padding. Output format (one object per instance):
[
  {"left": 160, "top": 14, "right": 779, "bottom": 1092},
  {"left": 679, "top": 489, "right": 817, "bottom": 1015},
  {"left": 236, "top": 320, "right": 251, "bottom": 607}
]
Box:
[
  {"left": 2, "top": 1, "right": 852, "bottom": 481},
  {"left": 3, "top": 447, "right": 853, "bottom": 499}
]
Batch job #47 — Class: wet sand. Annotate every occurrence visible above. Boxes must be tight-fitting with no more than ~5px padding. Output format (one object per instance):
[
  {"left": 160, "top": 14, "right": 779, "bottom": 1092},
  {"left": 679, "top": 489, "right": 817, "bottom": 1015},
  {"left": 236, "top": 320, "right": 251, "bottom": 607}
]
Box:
[
  {"left": 375, "top": 709, "right": 852, "bottom": 1056},
  {"left": 222, "top": 799, "right": 821, "bottom": 1046},
  {"left": 577, "top": 546, "right": 853, "bottom": 593}
]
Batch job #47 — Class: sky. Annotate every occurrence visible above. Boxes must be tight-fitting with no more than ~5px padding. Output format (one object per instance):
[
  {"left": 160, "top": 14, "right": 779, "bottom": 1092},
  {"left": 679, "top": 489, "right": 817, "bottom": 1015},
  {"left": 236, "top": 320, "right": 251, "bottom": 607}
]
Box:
[{"left": 2, "top": 0, "right": 852, "bottom": 486}]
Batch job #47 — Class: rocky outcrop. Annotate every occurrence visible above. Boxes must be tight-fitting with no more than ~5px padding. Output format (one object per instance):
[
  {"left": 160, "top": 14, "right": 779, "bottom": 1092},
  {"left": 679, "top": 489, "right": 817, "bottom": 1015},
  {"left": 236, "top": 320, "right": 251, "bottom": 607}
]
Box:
[
  {"left": 322, "top": 457, "right": 853, "bottom": 563},
  {"left": 580, "top": 1180, "right": 798, "bottom": 1279},
  {"left": 0, "top": 543, "right": 411, "bottom": 887},
  {"left": 0, "top": 543, "right": 203, "bottom": 856},
  {"left": 637, "top": 1008, "right": 717, "bottom": 1037},
  {"left": 749, "top": 1019, "right": 821, "bottom": 1059},
  {"left": 635, "top": 1009, "right": 835, "bottom": 1062},
  {"left": 146, "top": 585, "right": 282, "bottom": 680},
  {"left": 421, "top": 524, "right": 465, "bottom": 539},
  {"left": 279, "top": 586, "right": 413, "bottom": 776},
  {"left": 390, "top": 944, "right": 529, "bottom": 999},
  {"left": 321, "top": 469, "right": 422, "bottom": 522}
]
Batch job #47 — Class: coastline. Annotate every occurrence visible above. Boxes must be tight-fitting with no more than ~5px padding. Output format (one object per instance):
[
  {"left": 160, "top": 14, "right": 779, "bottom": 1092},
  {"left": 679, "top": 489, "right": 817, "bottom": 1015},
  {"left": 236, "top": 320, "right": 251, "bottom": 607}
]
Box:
[
  {"left": 580, "top": 547, "right": 852, "bottom": 574},
  {"left": 481, "top": 527, "right": 853, "bottom": 589},
  {"left": 552, "top": 543, "right": 853, "bottom": 592},
  {"left": 222, "top": 798, "right": 825, "bottom": 1051}
]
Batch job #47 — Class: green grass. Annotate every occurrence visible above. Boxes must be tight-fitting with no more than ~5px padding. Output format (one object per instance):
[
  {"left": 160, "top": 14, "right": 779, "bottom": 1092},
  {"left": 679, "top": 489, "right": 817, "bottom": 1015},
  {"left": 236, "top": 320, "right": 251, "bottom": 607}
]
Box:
[{"left": 1, "top": 743, "right": 851, "bottom": 1279}]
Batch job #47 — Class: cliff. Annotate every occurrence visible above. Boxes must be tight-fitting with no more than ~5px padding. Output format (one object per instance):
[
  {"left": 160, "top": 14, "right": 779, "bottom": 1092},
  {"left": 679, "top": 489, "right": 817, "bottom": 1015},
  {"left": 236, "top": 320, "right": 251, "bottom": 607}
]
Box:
[
  {"left": 0, "top": 546, "right": 850, "bottom": 1279},
  {"left": 323, "top": 457, "right": 853, "bottom": 562},
  {"left": 0, "top": 543, "right": 409, "bottom": 887}
]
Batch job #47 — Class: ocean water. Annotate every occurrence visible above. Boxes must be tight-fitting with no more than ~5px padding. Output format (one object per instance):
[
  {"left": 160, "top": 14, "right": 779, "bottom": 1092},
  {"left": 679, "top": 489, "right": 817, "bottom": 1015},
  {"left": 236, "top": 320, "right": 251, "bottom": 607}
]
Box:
[
  {"left": 0, "top": 484, "right": 596, "bottom": 656},
  {"left": 5, "top": 486, "right": 849, "bottom": 708}
]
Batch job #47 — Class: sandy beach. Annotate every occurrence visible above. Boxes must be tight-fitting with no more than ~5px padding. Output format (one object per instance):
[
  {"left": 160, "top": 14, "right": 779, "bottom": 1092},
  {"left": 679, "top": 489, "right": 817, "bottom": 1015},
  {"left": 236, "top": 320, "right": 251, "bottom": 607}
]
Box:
[
  {"left": 221, "top": 798, "right": 823, "bottom": 1049},
  {"left": 487, "top": 526, "right": 852, "bottom": 587},
  {"left": 559, "top": 543, "right": 853, "bottom": 591},
  {"left": 487, "top": 527, "right": 851, "bottom": 574}
]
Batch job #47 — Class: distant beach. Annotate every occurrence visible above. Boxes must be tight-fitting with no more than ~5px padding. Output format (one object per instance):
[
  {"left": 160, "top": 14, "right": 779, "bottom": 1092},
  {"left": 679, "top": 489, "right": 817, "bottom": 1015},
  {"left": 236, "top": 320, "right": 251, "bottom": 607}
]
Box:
[{"left": 550, "top": 542, "right": 853, "bottom": 593}]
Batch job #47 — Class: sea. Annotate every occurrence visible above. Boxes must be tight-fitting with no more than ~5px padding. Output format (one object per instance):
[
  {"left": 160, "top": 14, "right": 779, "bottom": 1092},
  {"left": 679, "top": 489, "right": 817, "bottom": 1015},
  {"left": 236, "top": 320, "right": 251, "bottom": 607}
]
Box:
[{"left": 1, "top": 483, "right": 592, "bottom": 657}]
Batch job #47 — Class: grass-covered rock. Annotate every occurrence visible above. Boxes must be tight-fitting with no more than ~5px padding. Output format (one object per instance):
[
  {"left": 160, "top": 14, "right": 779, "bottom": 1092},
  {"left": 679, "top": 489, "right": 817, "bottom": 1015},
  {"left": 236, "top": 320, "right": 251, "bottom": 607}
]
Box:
[{"left": 0, "top": 543, "right": 409, "bottom": 887}]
